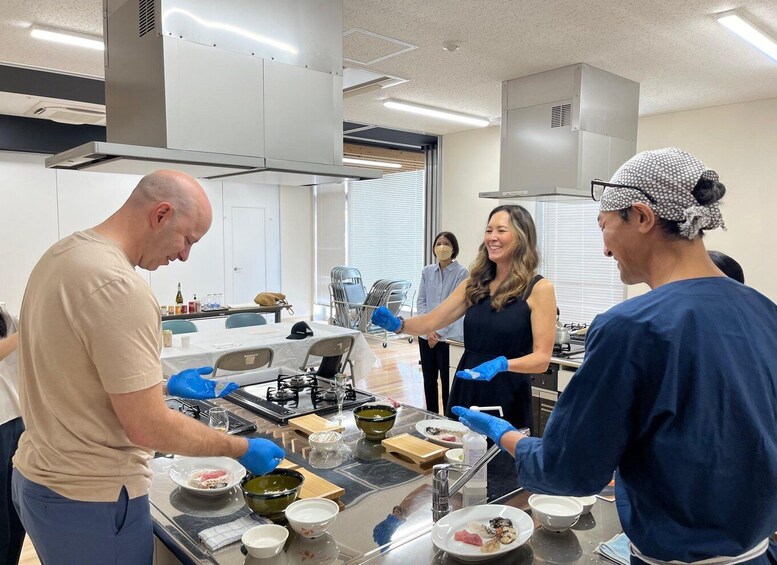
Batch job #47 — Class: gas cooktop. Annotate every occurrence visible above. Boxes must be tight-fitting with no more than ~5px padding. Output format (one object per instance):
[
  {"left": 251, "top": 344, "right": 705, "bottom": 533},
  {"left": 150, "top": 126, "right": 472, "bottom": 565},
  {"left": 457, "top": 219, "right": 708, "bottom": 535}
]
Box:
[{"left": 224, "top": 371, "right": 375, "bottom": 424}]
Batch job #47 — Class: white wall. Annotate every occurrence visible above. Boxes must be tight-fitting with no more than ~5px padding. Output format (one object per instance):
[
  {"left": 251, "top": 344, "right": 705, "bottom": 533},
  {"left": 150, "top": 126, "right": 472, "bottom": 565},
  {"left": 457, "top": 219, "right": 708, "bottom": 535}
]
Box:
[
  {"left": 279, "top": 185, "right": 313, "bottom": 319},
  {"left": 439, "top": 98, "right": 777, "bottom": 304},
  {"left": 633, "top": 98, "right": 777, "bottom": 302},
  {"left": 0, "top": 151, "right": 287, "bottom": 316},
  {"left": 440, "top": 126, "right": 503, "bottom": 269}
]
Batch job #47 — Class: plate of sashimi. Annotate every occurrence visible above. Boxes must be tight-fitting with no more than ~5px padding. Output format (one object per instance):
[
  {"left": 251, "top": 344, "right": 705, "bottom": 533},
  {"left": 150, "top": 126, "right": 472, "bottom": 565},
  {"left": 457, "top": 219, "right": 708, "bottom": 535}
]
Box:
[
  {"left": 169, "top": 456, "right": 246, "bottom": 497},
  {"left": 431, "top": 504, "right": 534, "bottom": 562}
]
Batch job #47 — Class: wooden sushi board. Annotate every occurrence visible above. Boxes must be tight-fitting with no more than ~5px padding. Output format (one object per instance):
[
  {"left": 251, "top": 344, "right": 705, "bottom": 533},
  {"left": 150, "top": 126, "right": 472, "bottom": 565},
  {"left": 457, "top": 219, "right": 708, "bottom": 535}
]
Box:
[
  {"left": 381, "top": 434, "right": 447, "bottom": 466},
  {"left": 297, "top": 468, "right": 345, "bottom": 502},
  {"left": 288, "top": 414, "right": 345, "bottom": 436}
]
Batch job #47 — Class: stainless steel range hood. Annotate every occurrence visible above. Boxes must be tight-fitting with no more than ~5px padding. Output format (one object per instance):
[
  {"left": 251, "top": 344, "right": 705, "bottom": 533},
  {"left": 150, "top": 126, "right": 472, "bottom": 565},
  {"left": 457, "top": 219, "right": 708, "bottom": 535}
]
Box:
[
  {"left": 45, "top": 0, "right": 381, "bottom": 185},
  {"left": 480, "top": 64, "right": 640, "bottom": 201}
]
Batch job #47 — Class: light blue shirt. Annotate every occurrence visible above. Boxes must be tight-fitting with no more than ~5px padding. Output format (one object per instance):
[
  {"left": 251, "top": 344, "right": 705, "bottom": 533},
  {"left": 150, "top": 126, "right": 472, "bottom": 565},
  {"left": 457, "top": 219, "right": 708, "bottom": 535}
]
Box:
[{"left": 416, "top": 261, "right": 468, "bottom": 342}]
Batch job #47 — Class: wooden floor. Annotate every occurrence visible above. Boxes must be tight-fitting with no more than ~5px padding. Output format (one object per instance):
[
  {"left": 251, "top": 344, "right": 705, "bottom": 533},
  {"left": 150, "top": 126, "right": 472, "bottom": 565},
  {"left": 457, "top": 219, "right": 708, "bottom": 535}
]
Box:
[{"left": 19, "top": 335, "right": 427, "bottom": 565}]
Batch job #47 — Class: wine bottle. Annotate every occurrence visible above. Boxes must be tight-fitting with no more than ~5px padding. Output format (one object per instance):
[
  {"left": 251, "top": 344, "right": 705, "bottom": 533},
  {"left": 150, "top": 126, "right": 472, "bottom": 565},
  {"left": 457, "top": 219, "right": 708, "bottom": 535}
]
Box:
[{"left": 175, "top": 283, "right": 183, "bottom": 306}]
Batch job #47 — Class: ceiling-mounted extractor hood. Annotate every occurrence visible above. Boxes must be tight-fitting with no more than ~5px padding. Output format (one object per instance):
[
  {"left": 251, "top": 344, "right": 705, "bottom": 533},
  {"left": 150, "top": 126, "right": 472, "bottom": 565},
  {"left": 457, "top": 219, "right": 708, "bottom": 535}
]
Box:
[
  {"left": 480, "top": 63, "right": 640, "bottom": 201},
  {"left": 45, "top": 0, "right": 381, "bottom": 186}
]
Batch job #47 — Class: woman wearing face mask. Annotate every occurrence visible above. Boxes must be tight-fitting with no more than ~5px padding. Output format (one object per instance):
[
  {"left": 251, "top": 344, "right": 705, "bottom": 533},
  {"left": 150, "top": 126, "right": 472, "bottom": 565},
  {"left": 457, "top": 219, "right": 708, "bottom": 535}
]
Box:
[
  {"left": 416, "top": 232, "right": 468, "bottom": 414},
  {"left": 372, "top": 206, "right": 556, "bottom": 431}
]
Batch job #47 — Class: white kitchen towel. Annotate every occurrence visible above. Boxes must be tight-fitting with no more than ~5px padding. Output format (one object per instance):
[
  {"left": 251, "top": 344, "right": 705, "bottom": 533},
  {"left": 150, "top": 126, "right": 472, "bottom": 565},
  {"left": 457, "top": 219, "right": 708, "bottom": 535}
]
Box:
[
  {"left": 199, "top": 514, "right": 272, "bottom": 551},
  {"left": 595, "top": 532, "right": 631, "bottom": 565}
]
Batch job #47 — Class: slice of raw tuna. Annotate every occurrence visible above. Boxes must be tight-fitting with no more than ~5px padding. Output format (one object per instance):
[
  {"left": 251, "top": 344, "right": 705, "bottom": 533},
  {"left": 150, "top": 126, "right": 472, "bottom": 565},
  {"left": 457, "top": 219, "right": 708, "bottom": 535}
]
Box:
[{"left": 454, "top": 529, "right": 483, "bottom": 546}]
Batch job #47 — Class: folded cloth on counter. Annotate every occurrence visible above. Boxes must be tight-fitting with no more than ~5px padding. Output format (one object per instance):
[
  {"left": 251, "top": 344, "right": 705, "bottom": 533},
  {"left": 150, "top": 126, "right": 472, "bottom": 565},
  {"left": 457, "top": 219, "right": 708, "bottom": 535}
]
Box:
[
  {"left": 595, "top": 532, "right": 631, "bottom": 565},
  {"left": 198, "top": 514, "right": 272, "bottom": 551}
]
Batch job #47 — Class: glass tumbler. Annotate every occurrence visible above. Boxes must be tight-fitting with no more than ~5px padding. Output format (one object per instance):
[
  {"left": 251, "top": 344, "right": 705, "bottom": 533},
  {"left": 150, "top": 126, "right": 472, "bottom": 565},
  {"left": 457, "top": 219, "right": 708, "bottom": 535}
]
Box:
[{"left": 208, "top": 407, "right": 229, "bottom": 433}]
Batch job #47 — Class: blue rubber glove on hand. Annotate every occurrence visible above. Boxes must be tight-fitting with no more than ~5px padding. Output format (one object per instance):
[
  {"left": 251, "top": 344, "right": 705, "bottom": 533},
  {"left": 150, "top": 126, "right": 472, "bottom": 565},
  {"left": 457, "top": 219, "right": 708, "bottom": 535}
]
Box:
[
  {"left": 238, "top": 438, "right": 285, "bottom": 476},
  {"left": 371, "top": 306, "right": 401, "bottom": 332},
  {"left": 451, "top": 406, "right": 517, "bottom": 445},
  {"left": 167, "top": 367, "right": 239, "bottom": 400},
  {"left": 455, "top": 356, "right": 508, "bottom": 381}
]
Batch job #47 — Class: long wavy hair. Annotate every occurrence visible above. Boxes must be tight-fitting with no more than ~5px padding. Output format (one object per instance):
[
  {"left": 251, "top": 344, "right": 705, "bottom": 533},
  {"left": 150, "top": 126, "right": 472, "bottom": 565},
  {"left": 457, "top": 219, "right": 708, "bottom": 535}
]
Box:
[{"left": 465, "top": 205, "right": 540, "bottom": 311}]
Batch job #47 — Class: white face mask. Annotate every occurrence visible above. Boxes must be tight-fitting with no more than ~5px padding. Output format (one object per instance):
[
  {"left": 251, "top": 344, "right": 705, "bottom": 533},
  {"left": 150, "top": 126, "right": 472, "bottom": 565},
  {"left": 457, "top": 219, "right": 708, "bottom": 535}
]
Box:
[{"left": 434, "top": 244, "right": 453, "bottom": 261}]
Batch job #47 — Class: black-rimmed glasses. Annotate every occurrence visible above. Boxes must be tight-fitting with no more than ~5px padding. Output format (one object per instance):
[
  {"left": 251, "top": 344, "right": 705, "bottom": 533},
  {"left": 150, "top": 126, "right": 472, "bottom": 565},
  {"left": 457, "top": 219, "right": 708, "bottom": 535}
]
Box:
[{"left": 590, "top": 179, "right": 657, "bottom": 204}]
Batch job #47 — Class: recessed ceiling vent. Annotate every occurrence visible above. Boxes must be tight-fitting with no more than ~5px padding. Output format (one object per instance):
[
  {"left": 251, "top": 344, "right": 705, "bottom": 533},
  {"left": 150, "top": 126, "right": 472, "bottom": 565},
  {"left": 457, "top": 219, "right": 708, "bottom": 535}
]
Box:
[
  {"left": 26, "top": 102, "right": 106, "bottom": 126},
  {"left": 551, "top": 103, "right": 572, "bottom": 128},
  {"left": 138, "top": 0, "right": 155, "bottom": 37}
]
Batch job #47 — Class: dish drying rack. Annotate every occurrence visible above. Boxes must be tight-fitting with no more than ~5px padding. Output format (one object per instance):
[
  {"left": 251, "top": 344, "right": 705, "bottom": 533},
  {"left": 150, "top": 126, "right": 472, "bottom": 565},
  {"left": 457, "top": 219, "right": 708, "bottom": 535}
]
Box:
[{"left": 329, "top": 266, "right": 415, "bottom": 347}]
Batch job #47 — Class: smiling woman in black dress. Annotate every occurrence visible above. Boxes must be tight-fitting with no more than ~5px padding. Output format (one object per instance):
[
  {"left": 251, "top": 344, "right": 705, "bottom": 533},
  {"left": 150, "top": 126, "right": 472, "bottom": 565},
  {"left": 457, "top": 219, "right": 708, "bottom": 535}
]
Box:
[{"left": 371, "top": 205, "right": 557, "bottom": 431}]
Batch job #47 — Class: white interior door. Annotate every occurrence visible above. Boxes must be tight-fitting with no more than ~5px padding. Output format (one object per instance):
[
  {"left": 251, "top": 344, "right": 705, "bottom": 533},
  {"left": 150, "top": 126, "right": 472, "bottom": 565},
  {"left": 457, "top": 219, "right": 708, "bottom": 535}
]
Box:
[{"left": 231, "top": 206, "right": 267, "bottom": 303}]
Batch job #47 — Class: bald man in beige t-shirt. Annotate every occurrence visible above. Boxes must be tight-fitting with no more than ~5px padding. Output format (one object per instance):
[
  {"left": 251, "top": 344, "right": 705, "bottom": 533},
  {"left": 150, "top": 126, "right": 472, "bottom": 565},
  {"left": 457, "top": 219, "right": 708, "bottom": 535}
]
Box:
[{"left": 12, "top": 170, "right": 284, "bottom": 565}]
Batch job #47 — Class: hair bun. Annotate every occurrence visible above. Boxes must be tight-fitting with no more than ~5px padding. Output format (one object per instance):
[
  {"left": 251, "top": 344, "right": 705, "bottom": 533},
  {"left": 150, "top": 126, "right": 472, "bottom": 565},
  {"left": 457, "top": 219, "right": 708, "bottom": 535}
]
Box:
[{"left": 692, "top": 177, "right": 726, "bottom": 205}]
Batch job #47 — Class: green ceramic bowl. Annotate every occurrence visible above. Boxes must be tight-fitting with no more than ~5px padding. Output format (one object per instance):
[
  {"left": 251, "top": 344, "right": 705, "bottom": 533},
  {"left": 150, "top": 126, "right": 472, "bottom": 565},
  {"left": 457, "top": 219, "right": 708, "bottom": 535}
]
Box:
[
  {"left": 241, "top": 469, "right": 305, "bottom": 520},
  {"left": 353, "top": 404, "right": 397, "bottom": 440}
]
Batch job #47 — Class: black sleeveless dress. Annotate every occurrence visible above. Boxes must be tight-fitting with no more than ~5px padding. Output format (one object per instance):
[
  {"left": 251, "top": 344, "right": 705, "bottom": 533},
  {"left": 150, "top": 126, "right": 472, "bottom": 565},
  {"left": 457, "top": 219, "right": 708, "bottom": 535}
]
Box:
[{"left": 445, "top": 275, "right": 542, "bottom": 431}]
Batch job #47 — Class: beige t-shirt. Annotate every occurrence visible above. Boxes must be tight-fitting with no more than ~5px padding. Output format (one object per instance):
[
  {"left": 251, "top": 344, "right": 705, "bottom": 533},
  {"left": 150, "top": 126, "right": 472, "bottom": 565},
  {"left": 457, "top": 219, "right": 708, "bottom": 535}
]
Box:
[{"left": 14, "top": 229, "right": 163, "bottom": 502}]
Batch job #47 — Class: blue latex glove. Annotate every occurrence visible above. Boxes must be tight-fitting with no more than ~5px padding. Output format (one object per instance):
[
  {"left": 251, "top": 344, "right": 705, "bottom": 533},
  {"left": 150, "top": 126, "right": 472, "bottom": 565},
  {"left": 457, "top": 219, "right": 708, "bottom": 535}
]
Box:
[
  {"left": 371, "top": 306, "right": 401, "bottom": 332},
  {"left": 238, "top": 438, "right": 285, "bottom": 476},
  {"left": 455, "top": 356, "right": 508, "bottom": 381},
  {"left": 167, "top": 367, "right": 238, "bottom": 400},
  {"left": 451, "top": 406, "right": 517, "bottom": 445}
]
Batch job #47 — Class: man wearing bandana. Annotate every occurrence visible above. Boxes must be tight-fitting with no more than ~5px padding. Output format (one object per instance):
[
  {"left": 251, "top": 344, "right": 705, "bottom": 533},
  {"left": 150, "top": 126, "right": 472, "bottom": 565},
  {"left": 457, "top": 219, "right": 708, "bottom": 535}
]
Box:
[{"left": 453, "top": 148, "right": 777, "bottom": 563}]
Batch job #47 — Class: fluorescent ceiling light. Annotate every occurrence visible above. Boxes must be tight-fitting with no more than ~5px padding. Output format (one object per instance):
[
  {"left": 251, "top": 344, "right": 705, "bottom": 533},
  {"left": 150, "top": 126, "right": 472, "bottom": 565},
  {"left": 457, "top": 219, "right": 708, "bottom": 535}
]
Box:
[
  {"left": 383, "top": 99, "right": 490, "bottom": 127},
  {"left": 716, "top": 11, "right": 777, "bottom": 63},
  {"left": 343, "top": 157, "right": 402, "bottom": 169},
  {"left": 31, "top": 25, "right": 104, "bottom": 51}
]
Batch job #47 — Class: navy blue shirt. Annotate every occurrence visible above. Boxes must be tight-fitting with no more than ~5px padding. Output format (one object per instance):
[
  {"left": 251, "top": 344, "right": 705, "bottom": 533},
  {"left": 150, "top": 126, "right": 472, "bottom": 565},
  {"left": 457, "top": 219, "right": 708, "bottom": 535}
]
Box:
[{"left": 514, "top": 278, "right": 777, "bottom": 561}]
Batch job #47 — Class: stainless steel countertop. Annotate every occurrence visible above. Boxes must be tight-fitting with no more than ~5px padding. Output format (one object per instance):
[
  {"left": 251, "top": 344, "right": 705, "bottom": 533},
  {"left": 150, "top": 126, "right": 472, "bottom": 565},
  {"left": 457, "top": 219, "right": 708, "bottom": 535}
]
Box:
[
  {"left": 354, "top": 490, "right": 623, "bottom": 564},
  {"left": 149, "top": 398, "right": 622, "bottom": 564}
]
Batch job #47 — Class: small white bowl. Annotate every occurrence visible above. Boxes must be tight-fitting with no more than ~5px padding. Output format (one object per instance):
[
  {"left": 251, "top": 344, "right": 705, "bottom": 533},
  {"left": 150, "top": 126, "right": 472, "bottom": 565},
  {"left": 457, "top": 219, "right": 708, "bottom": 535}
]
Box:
[
  {"left": 574, "top": 495, "right": 597, "bottom": 515},
  {"left": 308, "top": 431, "right": 343, "bottom": 453},
  {"left": 284, "top": 497, "right": 340, "bottom": 539},
  {"left": 242, "top": 524, "right": 289, "bottom": 558},
  {"left": 445, "top": 448, "right": 464, "bottom": 466},
  {"left": 528, "top": 494, "right": 583, "bottom": 532}
]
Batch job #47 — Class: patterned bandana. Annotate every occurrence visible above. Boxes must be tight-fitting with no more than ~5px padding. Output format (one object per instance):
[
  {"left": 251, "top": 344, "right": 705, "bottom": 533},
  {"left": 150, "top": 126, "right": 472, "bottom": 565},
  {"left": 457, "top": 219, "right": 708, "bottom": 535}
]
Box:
[{"left": 599, "top": 147, "right": 726, "bottom": 239}]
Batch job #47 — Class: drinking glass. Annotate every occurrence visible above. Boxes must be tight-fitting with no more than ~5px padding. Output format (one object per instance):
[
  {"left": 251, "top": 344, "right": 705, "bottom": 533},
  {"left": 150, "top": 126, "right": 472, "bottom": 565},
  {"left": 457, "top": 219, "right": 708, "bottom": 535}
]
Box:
[
  {"left": 208, "top": 407, "right": 229, "bottom": 433},
  {"left": 334, "top": 373, "right": 347, "bottom": 421}
]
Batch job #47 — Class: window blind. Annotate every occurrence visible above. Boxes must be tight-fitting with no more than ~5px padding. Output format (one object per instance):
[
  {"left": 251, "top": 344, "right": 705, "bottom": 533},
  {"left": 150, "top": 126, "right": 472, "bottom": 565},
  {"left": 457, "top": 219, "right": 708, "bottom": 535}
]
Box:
[
  {"left": 347, "top": 170, "right": 425, "bottom": 303},
  {"left": 536, "top": 200, "right": 624, "bottom": 324}
]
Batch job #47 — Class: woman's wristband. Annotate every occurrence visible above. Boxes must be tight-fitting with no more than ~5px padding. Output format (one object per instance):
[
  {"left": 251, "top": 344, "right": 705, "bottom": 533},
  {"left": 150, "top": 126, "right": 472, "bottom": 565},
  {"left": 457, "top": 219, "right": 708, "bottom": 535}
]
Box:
[{"left": 396, "top": 316, "right": 405, "bottom": 333}]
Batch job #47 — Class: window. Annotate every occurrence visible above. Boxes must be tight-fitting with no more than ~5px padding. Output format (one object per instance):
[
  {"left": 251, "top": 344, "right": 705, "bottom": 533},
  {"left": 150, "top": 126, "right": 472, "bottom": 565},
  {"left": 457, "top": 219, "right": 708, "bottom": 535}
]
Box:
[
  {"left": 313, "top": 169, "right": 426, "bottom": 318},
  {"left": 536, "top": 200, "right": 624, "bottom": 324},
  {"left": 347, "top": 169, "right": 425, "bottom": 304}
]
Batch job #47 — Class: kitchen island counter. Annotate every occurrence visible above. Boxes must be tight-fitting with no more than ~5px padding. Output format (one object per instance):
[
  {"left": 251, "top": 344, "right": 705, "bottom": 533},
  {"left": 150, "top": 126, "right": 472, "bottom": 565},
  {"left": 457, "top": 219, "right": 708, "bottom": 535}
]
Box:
[{"left": 150, "top": 396, "right": 623, "bottom": 564}]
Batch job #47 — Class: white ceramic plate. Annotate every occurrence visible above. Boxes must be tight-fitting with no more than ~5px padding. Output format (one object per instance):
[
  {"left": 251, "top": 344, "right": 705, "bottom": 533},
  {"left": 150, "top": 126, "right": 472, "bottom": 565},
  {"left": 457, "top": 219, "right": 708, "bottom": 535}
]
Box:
[
  {"left": 415, "top": 419, "right": 468, "bottom": 448},
  {"left": 431, "top": 504, "right": 533, "bottom": 562},
  {"left": 169, "top": 456, "right": 246, "bottom": 497}
]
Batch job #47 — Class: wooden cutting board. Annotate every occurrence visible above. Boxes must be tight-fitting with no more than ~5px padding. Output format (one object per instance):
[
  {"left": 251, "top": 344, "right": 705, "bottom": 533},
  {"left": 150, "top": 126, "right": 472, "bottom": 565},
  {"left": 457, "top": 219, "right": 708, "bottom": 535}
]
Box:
[
  {"left": 276, "top": 458, "right": 299, "bottom": 470},
  {"left": 381, "top": 434, "right": 447, "bottom": 466},
  {"left": 297, "top": 468, "right": 345, "bottom": 502},
  {"left": 288, "top": 414, "right": 345, "bottom": 436}
]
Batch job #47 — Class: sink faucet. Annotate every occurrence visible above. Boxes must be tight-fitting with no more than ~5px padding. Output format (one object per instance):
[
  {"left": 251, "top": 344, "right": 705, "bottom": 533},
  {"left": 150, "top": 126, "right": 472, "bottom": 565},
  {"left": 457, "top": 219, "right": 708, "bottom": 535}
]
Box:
[{"left": 431, "top": 443, "right": 501, "bottom": 522}]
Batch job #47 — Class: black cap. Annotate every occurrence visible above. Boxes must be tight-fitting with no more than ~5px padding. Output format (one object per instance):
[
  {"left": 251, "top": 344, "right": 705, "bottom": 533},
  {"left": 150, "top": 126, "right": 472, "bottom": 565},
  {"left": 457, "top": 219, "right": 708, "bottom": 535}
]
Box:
[{"left": 286, "top": 321, "right": 314, "bottom": 340}]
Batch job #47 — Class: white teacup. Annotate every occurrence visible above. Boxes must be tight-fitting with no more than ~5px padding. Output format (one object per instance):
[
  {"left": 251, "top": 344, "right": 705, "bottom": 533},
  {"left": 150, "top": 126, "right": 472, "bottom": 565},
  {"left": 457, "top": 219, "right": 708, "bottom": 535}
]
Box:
[{"left": 180, "top": 335, "right": 191, "bottom": 348}]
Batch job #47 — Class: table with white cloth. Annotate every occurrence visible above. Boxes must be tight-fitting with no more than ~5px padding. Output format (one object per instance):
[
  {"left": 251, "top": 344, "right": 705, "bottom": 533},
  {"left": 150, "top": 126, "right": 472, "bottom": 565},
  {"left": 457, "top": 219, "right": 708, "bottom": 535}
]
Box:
[{"left": 160, "top": 321, "right": 378, "bottom": 379}]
